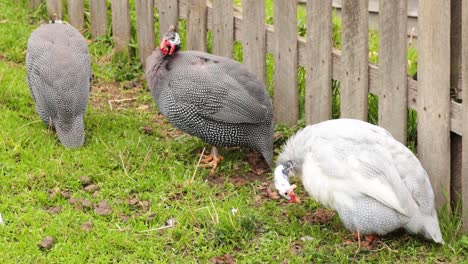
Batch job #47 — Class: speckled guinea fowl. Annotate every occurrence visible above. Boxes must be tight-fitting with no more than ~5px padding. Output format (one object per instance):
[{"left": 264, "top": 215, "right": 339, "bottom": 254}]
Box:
[
  {"left": 274, "top": 119, "right": 444, "bottom": 244},
  {"left": 145, "top": 28, "right": 274, "bottom": 172},
  {"left": 26, "top": 19, "right": 91, "bottom": 148}
]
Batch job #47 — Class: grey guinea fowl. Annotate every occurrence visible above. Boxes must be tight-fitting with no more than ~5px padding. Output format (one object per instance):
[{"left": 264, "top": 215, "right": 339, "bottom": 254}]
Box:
[
  {"left": 145, "top": 27, "right": 274, "bottom": 173},
  {"left": 26, "top": 18, "right": 91, "bottom": 148},
  {"left": 274, "top": 118, "right": 444, "bottom": 244}
]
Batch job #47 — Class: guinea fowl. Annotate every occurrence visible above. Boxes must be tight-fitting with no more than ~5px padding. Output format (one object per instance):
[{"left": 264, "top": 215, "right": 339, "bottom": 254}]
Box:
[
  {"left": 145, "top": 27, "right": 274, "bottom": 174},
  {"left": 274, "top": 119, "right": 444, "bottom": 244},
  {"left": 26, "top": 18, "right": 91, "bottom": 148}
]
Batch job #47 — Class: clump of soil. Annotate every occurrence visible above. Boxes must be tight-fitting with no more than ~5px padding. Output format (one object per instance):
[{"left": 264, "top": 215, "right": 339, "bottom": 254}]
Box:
[
  {"left": 81, "top": 221, "right": 94, "bottom": 232},
  {"left": 94, "top": 201, "right": 112, "bottom": 216},
  {"left": 38, "top": 236, "right": 55, "bottom": 251},
  {"left": 210, "top": 254, "right": 236, "bottom": 264},
  {"left": 302, "top": 208, "right": 335, "bottom": 225}
]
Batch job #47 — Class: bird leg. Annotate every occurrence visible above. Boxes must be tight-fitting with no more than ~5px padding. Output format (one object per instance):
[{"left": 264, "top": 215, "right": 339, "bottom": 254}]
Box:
[
  {"left": 352, "top": 232, "right": 379, "bottom": 249},
  {"left": 199, "top": 146, "right": 223, "bottom": 176}
]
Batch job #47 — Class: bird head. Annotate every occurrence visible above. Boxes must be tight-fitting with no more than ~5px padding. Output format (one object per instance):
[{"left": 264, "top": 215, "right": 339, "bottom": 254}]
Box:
[
  {"left": 274, "top": 164, "right": 300, "bottom": 203},
  {"left": 160, "top": 26, "right": 181, "bottom": 56}
]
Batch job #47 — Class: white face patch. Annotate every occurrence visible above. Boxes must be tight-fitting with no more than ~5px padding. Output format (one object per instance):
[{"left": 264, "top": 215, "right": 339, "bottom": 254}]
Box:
[
  {"left": 169, "top": 32, "right": 181, "bottom": 46},
  {"left": 274, "top": 165, "right": 292, "bottom": 200}
]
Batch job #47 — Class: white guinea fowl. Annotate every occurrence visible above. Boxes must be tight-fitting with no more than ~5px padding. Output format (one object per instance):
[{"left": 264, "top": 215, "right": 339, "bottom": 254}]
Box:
[{"left": 274, "top": 118, "right": 444, "bottom": 244}]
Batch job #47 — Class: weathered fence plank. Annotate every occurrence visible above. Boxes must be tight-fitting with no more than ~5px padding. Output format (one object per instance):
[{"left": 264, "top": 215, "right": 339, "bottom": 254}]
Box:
[
  {"left": 341, "top": 0, "right": 368, "bottom": 120},
  {"left": 378, "top": 0, "right": 407, "bottom": 143},
  {"left": 136, "top": 0, "right": 155, "bottom": 67},
  {"left": 305, "top": 0, "right": 332, "bottom": 124},
  {"left": 187, "top": 0, "right": 207, "bottom": 51},
  {"left": 273, "top": 0, "right": 298, "bottom": 125},
  {"left": 212, "top": 0, "right": 233, "bottom": 58},
  {"left": 461, "top": 0, "right": 468, "bottom": 232},
  {"left": 111, "top": 0, "right": 131, "bottom": 52},
  {"left": 30, "top": 0, "right": 41, "bottom": 9},
  {"left": 68, "top": 0, "right": 84, "bottom": 31},
  {"left": 46, "top": 0, "right": 61, "bottom": 18},
  {"left": 242, "top": 0, "right": 266, "bottom": 84},
  {"left": 158, "top": 0, "right": 179, "bottom": 37},
  {"left": 418, "top": 0, "right": 451, "bottom": 208},
  {"left": 90, "top": 0, "right": 107, "bottom": 39}
]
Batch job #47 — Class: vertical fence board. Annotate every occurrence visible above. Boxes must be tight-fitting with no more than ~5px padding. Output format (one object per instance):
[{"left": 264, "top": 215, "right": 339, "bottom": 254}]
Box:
[
  {"left": 341, "top": 0, "right": 368, "bottom": 120},
  {"left": 273, "top": 0, "right": 298, "bottom": 125},
  {"left": 158, "top": 0, "right": 179, "bottom": 37},
  {"left": 30, "top": 0, "right": 41, "bottom": 9},
  {"left": 136, "top": 0, "right": 155, "bottom": 67},
  {"left": 378, "top": 0, "right": 407, "bottom": 143},
  {"left": 450, "top": 0, "right": 463, "bottom": 211},
  {"left": 242, "top": 0, "right": 266, "bottom": 84},
  {"left": 111, "top": 0, "right": 131, "bottom": 52},
  {"left": 46, "top": 0, "right": 62, "bottom": 18},
  {"left": 461, "top": 0, "right": 468, "bottom": 231},
  {"left": 306, "top": 0, "right": 332, "bottom": 124},
  {"left": 90, "top": 0, "right": 107, "bottom": 39},
  {"left": 187, "top": 0, "right": 207, "bottom": 51},
  {"left": 68, "top": 0, "right": 84, "bottom": 31},
  {"left": 418, "top": 0, "right": 451, "bottom": 208},
  {"left": 212, "top": 0, "right": 233, "bottom": 58}
]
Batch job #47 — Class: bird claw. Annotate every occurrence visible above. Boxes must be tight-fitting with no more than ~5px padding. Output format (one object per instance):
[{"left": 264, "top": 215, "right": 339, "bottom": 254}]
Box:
[{"left": 198, "top": 148, "right": 223, "bottom": 176}]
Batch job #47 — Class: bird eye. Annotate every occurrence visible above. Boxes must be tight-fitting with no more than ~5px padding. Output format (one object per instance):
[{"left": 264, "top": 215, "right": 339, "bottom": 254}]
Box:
[{"left": 284, "top": 192, "right": 288, "bottom": 196}]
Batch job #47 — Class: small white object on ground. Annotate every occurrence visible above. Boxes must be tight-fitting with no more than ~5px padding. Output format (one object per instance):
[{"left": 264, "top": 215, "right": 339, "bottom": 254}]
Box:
[{"left": 0, "top": 213, "right": 4, "bottom": 225}]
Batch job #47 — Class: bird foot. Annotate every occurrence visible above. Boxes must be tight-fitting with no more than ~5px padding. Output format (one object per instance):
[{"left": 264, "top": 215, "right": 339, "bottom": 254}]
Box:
[
  {"left": 199, "top": 147, "right": 223, "bottom": 176},
  {"left": 351, "top": 232, "right": 380, "bottom": 249}
]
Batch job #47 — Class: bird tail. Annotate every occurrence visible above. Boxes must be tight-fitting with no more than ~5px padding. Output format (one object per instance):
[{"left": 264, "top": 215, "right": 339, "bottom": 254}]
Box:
[{"left": 406, "top": 209, "right": 444, "bottom": 244}]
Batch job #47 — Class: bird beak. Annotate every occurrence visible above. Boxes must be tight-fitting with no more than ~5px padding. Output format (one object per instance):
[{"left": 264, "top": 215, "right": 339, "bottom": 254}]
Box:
[
  {"left": 287, "top": 184, "right": 300, "bottom": 203},
  {"left": 159, "top": 38, "right": 176, "bottom": 55}
]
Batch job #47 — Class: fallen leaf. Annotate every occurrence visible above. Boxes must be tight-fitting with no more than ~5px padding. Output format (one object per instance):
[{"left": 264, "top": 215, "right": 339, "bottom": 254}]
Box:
[
  {"left": 84, "top": 184, "right": 99, "bottom": 193},
  {"left": 0, "top": 19, "right": 8, "bottom": 24},
  {"left": 47, "top": 188, "right": 60, "bottom": 199},
  {"left": 210, "top": 254, "right": 236, "bottom": 264},
  {"left": 38, "top": 236, "right": 55, "bottom": 250},
  {"left": 117, "top": 212, "right": 131, "bottom": 223},
  {"left": 290, "top": 243, "right": 303, "bottom": 255},
  {"left": 94, "top": 201, "right": 112, "bottom": 216},
  {"left": 81, "top": 221, "right": 93, "bottom": 232}
]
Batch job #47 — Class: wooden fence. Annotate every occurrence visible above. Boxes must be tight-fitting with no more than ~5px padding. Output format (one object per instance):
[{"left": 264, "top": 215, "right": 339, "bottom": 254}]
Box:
[{"left": 31, "top": 0, "right": 467, "bottom": 231}]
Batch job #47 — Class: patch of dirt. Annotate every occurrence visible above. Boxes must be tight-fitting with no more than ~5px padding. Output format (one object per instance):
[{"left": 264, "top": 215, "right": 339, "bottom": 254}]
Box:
[
  {"left": 245, "top": 152, "right": 269, "bottom": 176},
  {"left": 142, "top": 126, "right": 154, "bottom": 135},
  {"left": 81, "top": 221, "right": 94, "bottom": 232},
  {"left": 210, "top": 254, "right": 236, "bottom": 264},
  {"left": 89, "top": 81, "right": 148, "bottom": 111},
  {"left": 290, "top": 242, "right": 303, "bottom": 255},
  {"left": 60, "top": 190, "right": 71, "bottom": 200},
  {"left": 94, "top": 201, "right": 112, "bottom": 216},
  {"left": 302, "top": 208, "right": 335, "bottom": 225},
  {"left": 38, "top": 236, "right": 55, "bottom": 251},
  {"left": 168, "top": 190, "right": 187, "bottom": 201},
  {"left": 80, "top": 199, "right": 93, "bottom": 210},
  {"left": 145, "top": 213, "right": 157, "bottom": 222},
  {"left": 79, "top": 176, "right": 92, "bottom": 187},
  {"left": 117, "top": 212, "right": 131, "bottom": 223},
  {"left": 83, "top": 184, "right": 100, "bottom": 193},
  {"left": 127, "top": 197, "right": 151, "bottom": 211},
  {"left": 45, "top": 206, "right": 62, "bottom": 215}
]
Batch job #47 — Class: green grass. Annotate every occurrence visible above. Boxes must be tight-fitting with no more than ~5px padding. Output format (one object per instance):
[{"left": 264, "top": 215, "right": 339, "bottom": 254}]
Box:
[{"left": 1, "top": 0, "right": 467, "bottom": 262}]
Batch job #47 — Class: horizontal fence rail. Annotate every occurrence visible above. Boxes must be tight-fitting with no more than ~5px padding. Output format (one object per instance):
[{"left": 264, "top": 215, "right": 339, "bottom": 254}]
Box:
[{"left": 34, "top": 0, "right": 467, "bottom": 230}]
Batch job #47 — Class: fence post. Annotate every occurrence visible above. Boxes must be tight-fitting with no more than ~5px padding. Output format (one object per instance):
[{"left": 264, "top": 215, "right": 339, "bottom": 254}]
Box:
[
  {"left": 30, "top": 0, "right": 41, "bottom": 9},
  {"left": 90, "top": 0, "right": 107, "bottom": 39},
  {"left": 186, "top": 0, "right": 207, "bottom": 51},
  {"left": 273, "top": 0, "right": 298, "bottom": 125},
  {"left": 111, "top": 0, "right": 131, "bottom": 52},
  {"left": 242, "top": 0, "right": 266, "bottom": 84},
  {"left": 461, "top": 0, "right": 468, "bottom": 231},
  {"left": 136, "top": 0, "right": 155, "bottom": 67},
  {"left": 418, "top": 0, "right": 451, "bottom": 208},
  {"left": 45, "top": 0, "right": 62, "bottom": 19},
  {"left": 341, "top": 0, "right": 368, "bottom": 120},
  {"left": 158, "top": 0, "right": 179, "bottom": 38},
  {"left": 212, "top": 0, "right": 233, "bottom": 58},
  {"left": 68, "top": 0, "right": 84, "bottom": 31},
  {"left": 378, "top": 0, "right": 407, "bottom": 143},
  {"left": 305, "top": 0, "right": 332, "bottom": 125}
]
